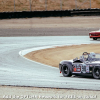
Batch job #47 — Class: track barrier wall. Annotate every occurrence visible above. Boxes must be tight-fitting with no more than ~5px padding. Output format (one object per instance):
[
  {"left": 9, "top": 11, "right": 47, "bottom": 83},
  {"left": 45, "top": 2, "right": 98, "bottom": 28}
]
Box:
[
  {"left": 0, "top": 10, "right": 71, "bottom": 19},
  {"left": 0, "top": 9, "right": 100, "bottom": 19}
]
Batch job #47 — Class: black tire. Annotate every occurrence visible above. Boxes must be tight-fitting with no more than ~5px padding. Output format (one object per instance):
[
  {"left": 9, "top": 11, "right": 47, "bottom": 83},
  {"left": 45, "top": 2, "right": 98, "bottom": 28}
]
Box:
[
  {"left": 93, "top": 38, "right": 97, "bottom": 40},
  {"left": 62, "top": 65, "right": 72, "bottom": 77},
  {"left": 93, "top": 67, "right": 100, "bottom": 79}
]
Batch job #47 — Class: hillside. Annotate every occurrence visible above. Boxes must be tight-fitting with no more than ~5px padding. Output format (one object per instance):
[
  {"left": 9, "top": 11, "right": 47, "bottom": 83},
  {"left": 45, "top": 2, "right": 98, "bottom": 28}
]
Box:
[{"left": 0, "top": 0, "right": 100, "bottom": 12}]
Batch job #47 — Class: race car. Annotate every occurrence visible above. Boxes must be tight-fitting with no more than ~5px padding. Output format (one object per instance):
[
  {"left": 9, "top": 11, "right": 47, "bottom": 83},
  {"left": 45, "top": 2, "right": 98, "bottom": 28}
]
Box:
[
  {"left": 89, "top": 29, "right": 100, "bottom": 40},
  {"left": 59, "top": 52, "right": 100, "bottom": 79}
]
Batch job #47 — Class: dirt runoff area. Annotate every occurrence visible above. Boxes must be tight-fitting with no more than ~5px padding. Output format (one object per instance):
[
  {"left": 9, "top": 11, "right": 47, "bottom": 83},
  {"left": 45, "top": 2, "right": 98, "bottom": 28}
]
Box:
[{"left": 24, "top": 44, "right": 100, "bottom": 67}]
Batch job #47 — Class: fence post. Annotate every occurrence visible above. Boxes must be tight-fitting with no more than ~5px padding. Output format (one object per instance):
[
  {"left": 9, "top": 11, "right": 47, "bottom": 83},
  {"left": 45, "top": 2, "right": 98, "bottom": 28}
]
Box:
[
  {"left": 45, "top": 0, "right": 47, "bottom": 11},
  {"left": 30, "top": 0, "right": 32, "bottom": 11},
  {"left": 60, "top": 0, "right": 62, "bottom": 10},
  {"left": 14, "top": 0, "right": 15, "bottom": 12},
  {"left": 90, "top": 0, "right": 91, "bottom": 9}
]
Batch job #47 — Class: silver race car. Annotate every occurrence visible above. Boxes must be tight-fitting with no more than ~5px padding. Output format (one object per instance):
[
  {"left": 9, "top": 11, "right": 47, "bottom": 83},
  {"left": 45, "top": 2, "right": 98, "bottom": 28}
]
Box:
[{"left": 59, "top": 52, "right": 100, "bottom": 79}]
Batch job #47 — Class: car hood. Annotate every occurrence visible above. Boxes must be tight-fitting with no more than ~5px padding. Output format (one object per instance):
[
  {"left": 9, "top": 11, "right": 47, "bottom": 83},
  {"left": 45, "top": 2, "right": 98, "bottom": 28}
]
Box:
[
  {"left": 90, "top": 30, "right": 100, "bottom": 33},
  {"left": 91, "top": 61, "right": 100, "bottom": 64}
]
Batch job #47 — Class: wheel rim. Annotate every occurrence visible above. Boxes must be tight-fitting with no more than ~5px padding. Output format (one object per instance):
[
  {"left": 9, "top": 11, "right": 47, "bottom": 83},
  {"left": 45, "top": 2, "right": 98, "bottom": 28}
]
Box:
[
  {"left": 93, "top": 38, "right": 97, "bottom": 40},
  {"left": 63, "top": 66, "right": 68, "bottom": 74},
  {"left": 94, "top": 68, "right": 100, "bottom": 78}
]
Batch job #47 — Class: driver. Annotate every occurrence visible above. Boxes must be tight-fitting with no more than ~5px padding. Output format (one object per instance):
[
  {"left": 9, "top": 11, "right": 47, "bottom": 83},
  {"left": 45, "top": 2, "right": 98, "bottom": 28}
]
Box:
[
  {"left": 83, "top": 55, "right": 88, "bottom": 61},
  {"left": 82, "top": 52, "right": 89, "bottom": 61}
]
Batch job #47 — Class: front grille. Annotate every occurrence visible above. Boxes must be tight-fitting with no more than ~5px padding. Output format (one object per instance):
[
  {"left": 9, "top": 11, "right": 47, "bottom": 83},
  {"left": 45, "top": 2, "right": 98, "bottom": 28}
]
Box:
[{"left": 91, "top": 34, "right": 99, "bottom": 36}]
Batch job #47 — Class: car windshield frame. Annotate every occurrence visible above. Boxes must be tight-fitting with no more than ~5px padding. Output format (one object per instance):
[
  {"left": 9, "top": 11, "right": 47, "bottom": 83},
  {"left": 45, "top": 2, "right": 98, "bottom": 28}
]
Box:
[{"left": 88, "top": 53, "right": 100, "bottom": 61}]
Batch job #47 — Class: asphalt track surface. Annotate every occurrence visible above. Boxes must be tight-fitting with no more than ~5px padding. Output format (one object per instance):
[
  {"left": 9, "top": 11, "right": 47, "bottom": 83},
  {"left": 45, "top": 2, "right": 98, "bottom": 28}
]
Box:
[
  {"left": 0, "top": 36, "right": 100, "bottom": 90},
  {"left": 0, "top": 28, "right": 98, "bottom": 36}
]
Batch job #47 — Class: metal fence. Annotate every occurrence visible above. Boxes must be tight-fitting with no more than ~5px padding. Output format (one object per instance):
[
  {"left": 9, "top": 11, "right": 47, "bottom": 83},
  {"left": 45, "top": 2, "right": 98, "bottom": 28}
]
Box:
[{"left": 0, "top": 0, "right": 100, "bottom": 12}]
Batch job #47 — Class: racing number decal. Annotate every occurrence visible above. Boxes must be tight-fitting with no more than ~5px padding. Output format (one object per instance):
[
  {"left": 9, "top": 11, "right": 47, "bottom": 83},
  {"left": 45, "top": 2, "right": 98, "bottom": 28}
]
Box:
[
  {"left": 73, "top": 64, "right": 90, "bottom": 73},
  {"left": 73, "top": 64, "right": 81, "bottom": 72},
  {"left": 86, "top": 65, "right": 89, "bottom": 73},
  {"left": 73, "top": 66, "right": 76, "bottom": 72}
]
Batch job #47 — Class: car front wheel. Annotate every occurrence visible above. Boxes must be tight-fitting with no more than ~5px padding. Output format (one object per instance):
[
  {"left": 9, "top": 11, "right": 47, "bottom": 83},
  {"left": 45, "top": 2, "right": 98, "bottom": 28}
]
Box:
[
  {"left": 93, "top": 67, "right": 100, "bottom": 79},
  {"left": 93, "top": 38, "right": 97, "bottom": 40},
  {"left": 62, "top": 65, "right": 72, "bottom": 77}
]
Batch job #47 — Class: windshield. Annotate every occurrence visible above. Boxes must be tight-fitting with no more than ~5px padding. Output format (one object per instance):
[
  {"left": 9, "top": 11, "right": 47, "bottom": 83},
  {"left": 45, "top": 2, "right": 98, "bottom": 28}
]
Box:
[{"left": 88, "top": 53, "right": 100, "bottom": 61}]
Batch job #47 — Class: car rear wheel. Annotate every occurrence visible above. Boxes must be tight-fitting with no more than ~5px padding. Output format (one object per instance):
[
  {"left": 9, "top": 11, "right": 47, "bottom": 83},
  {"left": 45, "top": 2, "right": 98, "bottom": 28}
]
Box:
[
  {"left": 93, "top": 67, "right": 100, "bottom": 79},
  {"left": 93, "top": 38, "right": 97, "bottom": 40},
  {"left": 62, "top": 65, "right": 72, "bottom": 77}
]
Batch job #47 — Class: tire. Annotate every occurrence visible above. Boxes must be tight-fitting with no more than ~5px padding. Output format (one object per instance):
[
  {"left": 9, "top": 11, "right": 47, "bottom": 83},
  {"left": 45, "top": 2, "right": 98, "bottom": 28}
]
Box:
[
  {"left": 93, "top": 38, "right": 97, "bottom": 40},
  {"left": 93, "top": 67, "right": 100, "bottom": 79},
  {"left": 62, "top": 65, "right": 72, "bottom": 77}
]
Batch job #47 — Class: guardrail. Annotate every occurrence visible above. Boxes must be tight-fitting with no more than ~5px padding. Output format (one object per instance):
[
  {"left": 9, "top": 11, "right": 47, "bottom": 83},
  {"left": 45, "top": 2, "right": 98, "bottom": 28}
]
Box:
[
  {"left": 0, "top": 9, "right": 100, "bottom": 19},
  {"left": 71, "top": 8, "right": 100, "bottom": 16}
]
